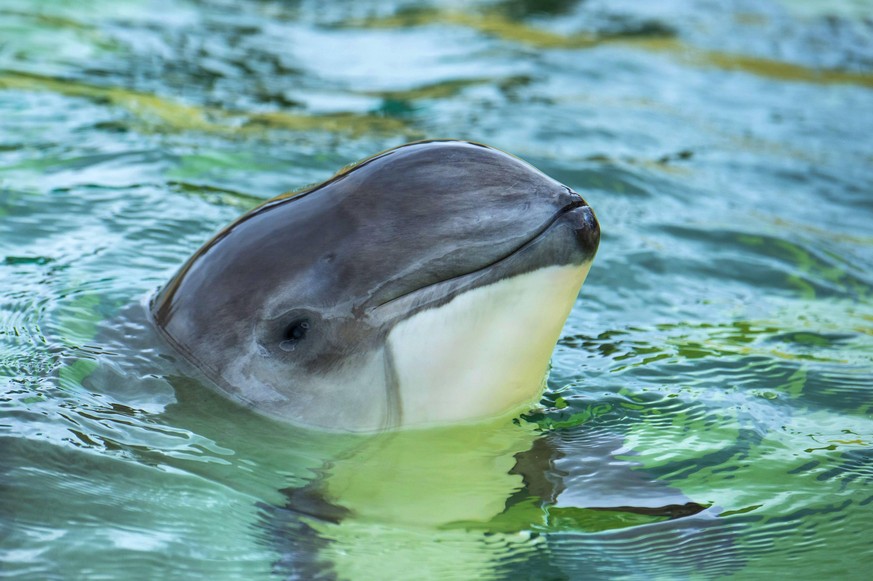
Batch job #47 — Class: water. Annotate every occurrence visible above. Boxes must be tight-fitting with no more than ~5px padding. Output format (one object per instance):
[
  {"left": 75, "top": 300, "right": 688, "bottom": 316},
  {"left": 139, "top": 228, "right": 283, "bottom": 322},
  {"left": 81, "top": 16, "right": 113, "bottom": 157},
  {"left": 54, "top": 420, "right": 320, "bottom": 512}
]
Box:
[{"left": 2, "top": 0, "right": 872, "bottom": 579}]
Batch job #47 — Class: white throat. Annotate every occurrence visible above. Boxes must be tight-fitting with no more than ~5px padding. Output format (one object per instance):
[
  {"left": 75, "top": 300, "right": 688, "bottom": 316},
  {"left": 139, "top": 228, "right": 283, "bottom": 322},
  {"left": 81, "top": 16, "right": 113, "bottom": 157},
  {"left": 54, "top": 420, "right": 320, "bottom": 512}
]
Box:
[{"left": 386, "top": 262, "right": 592, "bottom": 428}]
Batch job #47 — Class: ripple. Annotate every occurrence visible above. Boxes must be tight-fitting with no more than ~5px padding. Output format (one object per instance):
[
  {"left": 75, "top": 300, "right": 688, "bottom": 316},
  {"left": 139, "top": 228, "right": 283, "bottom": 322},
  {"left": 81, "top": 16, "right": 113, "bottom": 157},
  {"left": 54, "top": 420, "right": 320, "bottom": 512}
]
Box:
[
  {"left": 2, "top": 437, "right": 276, "bottom": 579},
  {"left": 660, "top": 225, "right": 872, "bottom": 301},
  {"left": 541, "top": 513, "right": 745, "bottom": 579}
]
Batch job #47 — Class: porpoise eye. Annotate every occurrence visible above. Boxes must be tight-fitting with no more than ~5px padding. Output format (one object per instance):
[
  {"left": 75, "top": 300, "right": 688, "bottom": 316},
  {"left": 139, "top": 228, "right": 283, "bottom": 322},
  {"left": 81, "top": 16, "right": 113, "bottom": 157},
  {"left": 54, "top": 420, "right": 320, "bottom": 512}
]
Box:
[{"left": 279, "top": 319, "right": 310, "bottom": 352}]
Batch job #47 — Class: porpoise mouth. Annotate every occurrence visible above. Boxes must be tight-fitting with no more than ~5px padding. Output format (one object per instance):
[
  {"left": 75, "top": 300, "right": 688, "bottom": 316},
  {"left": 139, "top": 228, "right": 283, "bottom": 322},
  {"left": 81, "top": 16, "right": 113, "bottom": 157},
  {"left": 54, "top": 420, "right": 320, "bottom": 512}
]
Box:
[{"left": 372, "top": 191, "right": 599, "bottom": 312}]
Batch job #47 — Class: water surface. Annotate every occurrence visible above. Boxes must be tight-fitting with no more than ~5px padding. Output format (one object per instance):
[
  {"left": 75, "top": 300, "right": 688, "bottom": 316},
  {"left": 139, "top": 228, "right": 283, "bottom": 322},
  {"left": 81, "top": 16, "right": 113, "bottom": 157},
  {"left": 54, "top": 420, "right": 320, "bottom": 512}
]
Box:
[{"left": 2, "top": 0, "right": 872, "bottom": 579}]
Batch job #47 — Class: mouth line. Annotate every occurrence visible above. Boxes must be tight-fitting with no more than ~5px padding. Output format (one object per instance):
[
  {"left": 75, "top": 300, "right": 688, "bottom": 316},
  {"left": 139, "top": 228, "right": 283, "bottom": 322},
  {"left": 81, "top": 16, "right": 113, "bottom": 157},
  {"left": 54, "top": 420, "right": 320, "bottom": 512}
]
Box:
[{"left": 371, "top": 192, "right": 590, "bottom": 312}]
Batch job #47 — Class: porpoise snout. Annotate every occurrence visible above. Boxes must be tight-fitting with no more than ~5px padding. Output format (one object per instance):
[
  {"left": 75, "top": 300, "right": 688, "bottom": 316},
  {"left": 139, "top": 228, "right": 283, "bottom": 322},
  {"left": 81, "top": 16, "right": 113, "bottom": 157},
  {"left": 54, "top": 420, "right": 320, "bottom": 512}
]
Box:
[
  {"left": 562, "top": 199, "right": 600, "bottom": 260},
  {"left": 577, "top": 203, "right": 599, "bottom": 237}
]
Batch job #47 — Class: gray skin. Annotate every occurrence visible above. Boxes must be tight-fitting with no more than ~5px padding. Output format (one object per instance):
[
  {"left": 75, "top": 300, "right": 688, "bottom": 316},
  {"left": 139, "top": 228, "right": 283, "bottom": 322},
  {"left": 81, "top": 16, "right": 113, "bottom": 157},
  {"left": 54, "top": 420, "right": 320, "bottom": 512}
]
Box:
[{"left": 151, "top": 140, "right": 600, "bottom": 431}]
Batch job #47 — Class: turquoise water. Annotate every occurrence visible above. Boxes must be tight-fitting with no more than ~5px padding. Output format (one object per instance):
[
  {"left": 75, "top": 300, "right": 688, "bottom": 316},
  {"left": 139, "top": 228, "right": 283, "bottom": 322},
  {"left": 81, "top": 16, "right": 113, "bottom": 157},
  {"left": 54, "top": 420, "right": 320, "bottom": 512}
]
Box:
[{"left": 2, "top": 0, "right": 872, "bottom": 579}]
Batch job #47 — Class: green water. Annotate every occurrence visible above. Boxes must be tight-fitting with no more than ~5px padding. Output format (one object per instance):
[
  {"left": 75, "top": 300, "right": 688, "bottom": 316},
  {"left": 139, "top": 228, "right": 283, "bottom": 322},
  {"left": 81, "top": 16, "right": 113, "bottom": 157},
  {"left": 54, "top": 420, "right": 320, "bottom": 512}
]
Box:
[{"left": 2, "top": 0, "right": 872, "bottom": 579}]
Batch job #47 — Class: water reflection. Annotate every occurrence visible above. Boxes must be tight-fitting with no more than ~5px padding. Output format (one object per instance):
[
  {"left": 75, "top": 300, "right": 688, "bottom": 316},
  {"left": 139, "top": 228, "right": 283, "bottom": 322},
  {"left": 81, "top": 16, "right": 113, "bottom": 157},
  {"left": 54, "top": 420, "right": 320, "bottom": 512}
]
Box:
[{"left": 498, "top": 0, "right": 579, "bottom": 19}]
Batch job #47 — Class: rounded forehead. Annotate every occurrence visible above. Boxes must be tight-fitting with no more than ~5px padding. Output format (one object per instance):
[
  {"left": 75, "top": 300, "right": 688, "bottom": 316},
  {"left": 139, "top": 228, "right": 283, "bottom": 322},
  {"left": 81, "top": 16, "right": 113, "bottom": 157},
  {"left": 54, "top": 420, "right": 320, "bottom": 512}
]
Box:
[
  {"left": 151, "top": 139, "right": 574, "bottom": 353},
  {"left": 269, "top": 140, "right": 556, "bottom": 208}
]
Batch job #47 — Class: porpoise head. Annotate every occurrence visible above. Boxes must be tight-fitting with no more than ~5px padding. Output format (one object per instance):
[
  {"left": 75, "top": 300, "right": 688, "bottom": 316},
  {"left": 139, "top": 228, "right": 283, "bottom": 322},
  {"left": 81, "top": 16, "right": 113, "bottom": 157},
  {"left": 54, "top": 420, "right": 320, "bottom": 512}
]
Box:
[{"left": 151, "top": 140, "right": 599, "bottom": 432}]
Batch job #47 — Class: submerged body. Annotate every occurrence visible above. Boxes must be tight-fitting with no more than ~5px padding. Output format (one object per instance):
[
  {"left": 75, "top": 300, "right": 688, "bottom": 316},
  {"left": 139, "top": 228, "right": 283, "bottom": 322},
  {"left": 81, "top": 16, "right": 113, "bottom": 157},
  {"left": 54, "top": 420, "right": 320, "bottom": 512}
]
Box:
[{"left": 151, "top": 140, "right": 599, "bottom": 432}]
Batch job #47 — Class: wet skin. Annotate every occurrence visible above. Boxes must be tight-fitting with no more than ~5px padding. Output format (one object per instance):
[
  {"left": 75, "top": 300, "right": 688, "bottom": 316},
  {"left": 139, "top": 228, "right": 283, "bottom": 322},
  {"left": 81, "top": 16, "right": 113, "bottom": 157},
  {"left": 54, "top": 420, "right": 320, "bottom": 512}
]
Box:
[{"left": 151, "top": 140, "right": 600, "bottom": 432}]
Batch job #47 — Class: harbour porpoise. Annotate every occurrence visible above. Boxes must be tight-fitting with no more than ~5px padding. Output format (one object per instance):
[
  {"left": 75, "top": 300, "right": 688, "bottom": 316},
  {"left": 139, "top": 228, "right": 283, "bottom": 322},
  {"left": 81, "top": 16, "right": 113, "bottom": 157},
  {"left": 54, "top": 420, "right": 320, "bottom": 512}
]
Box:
[{"left": 151, "top": 140, "right": 600, "bottom": 432}]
